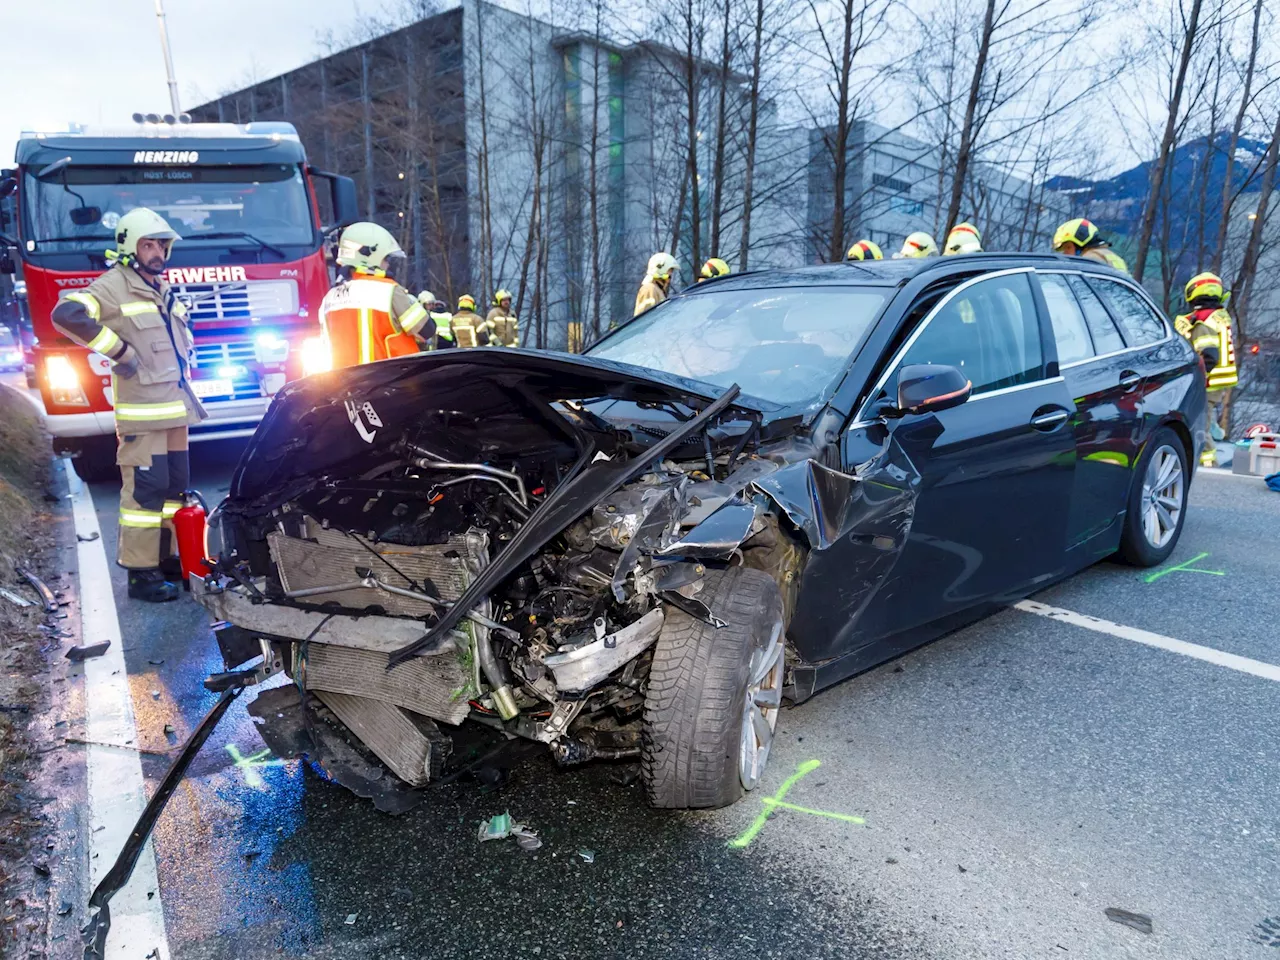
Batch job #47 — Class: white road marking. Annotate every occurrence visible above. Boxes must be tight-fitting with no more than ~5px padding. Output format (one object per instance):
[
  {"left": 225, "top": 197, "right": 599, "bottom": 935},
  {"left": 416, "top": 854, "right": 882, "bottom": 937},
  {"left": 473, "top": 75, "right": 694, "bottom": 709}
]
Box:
[
  {"left": 67, "top": 460, "right": 171, "bottom": 959},
  {"left": 1014, "top": 599, "right": 1280, "bottom": 683}
]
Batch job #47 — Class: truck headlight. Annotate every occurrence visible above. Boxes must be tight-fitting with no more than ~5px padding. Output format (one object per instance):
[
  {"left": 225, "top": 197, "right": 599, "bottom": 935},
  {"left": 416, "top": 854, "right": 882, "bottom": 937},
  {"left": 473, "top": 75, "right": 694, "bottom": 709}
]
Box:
[
  {"left": 300, "top": 337, "right": 332, "bottom": 377},
  {"left": 254, "top": 331, "right": 290, "bottom": 365},
  {"left": 45, "top": 355, "right": 89, "bottom": 406}
]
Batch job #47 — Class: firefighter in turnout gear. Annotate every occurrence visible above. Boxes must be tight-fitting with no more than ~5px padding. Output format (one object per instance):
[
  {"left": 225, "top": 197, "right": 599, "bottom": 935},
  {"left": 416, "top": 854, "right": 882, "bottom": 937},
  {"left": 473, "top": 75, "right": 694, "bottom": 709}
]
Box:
[
  {"left": 943, "top": 222, "right": 982, "bottom": 255},
  {"left": 318, "top": 222, "right": 436, "bottom": 368},
  {"left": 452, "top": 295, "right": 486, "bottom": 348},
  {"left": 634, "top": 252, "right": 679, "bottom": 316},
  {"left": 1175, "top": 272, "right": 1237, "bottom": 467},
  {"left": 1052, "top": 218, "right": 1128, "bottom": 273},
  {"left": 418, "top": 291, "right": 454, "bottom": 349},
  {"left": 895, "top": 232, "right": 937, "bottom": 259},
  {"left": 845, "top": 240, "right": 883, "bottom": 261},
  {"left": 50, "top": 208, "right": 207, "bottom": 602},
  {"left": 485, "top": 288, "right": 519, "bottom": 347}
]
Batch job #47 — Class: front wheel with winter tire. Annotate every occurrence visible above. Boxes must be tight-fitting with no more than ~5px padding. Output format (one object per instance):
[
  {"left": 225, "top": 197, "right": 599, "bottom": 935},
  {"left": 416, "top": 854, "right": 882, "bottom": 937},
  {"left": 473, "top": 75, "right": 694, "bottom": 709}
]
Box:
[
  {"left": 1117, "top": 426, "right": 1189, "bottom": 567},
  {"left": 642, "top": 567, "right": 786, "bottom": 809}
]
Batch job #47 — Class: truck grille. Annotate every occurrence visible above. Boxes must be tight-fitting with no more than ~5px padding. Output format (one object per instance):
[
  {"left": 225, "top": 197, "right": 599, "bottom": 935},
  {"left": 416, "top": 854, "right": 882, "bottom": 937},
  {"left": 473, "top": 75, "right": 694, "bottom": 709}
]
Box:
[
  {"left": 191, "top": 339, "right": 262, "bottom": 400},
  {"left": 174, "top": 279, "right": 298, "bottom": 323}
]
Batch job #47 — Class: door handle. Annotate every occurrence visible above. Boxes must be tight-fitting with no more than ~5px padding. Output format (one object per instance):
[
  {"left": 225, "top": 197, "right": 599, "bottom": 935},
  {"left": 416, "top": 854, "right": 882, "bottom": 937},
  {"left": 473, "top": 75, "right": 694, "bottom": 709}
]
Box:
[
  {"left": 1030, "top": 409, "right": 1070, "bottom": 431},
  {"left": 1119, "top": 371, "right": 1142, "bottom": 391}
]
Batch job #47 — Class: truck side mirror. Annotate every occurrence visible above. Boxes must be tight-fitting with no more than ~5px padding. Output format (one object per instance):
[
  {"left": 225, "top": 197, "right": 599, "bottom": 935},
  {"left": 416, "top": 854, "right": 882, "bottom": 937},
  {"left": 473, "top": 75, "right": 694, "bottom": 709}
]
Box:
[{"left": 308, "top": 167, "right": 360, "bottom": 231}]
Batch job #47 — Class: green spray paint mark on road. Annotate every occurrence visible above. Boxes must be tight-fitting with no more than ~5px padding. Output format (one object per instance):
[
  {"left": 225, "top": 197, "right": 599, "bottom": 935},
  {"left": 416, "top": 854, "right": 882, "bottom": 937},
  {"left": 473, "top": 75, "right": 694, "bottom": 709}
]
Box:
[
  {"left": 225, "top": 744, "right": 286, "bottom": 788},
  {"left": 728, "top": 759, "right": 866, "bottom": 849},
  {"left": 1143, "top": 551, "right": 1225, "bottom": 583}
]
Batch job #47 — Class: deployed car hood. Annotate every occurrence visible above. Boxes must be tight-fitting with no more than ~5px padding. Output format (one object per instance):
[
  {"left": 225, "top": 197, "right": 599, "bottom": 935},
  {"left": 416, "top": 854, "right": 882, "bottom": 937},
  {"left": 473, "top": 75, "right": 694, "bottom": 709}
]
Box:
[{"left": 230, "top": 349, "right": 778, "bottom": 503}]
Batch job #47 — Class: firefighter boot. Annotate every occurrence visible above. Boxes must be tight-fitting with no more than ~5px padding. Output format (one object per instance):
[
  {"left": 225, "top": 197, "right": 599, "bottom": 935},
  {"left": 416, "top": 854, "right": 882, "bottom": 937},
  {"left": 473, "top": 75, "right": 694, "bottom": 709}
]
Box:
[{"left": 127, "top": 568, "right": 179, "bottom": 603}]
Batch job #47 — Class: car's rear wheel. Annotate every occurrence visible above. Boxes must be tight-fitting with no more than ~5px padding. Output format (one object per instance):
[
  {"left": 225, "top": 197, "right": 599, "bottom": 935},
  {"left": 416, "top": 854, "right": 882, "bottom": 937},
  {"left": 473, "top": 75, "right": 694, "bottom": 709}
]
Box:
[
  {"left": 642, "top": 567, "right": 785, "bottom": 809},
  {"left": 1118, "top": 426, "right": 1188, "bottom": 567}
]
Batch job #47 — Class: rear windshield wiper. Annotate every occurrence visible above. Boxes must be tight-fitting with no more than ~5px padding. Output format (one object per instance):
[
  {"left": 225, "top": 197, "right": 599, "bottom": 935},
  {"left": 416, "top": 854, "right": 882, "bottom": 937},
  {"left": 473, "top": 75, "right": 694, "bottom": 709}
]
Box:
[{"left": 184, "top": 231, "right": 287, "bottom": 260}]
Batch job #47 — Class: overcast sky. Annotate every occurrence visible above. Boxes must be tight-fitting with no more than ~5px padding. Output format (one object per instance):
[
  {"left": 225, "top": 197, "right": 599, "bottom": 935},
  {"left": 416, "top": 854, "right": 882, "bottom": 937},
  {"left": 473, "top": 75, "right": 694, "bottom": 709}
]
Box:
[{"left": 1, "top": 0, "right": 371, "bottom": 158}]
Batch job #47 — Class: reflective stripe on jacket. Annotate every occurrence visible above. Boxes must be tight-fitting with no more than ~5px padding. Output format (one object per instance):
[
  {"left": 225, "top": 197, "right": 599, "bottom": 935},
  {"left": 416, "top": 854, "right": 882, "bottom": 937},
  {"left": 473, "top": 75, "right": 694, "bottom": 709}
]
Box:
[
  {"left": 319, "top": 275, "right": 426, "bottom": 367},
  {"left": 1175, "top": 306, "right": 1237, "bottom": 391},
  {"left": 451, "top": 309, "right": 485, "bottom": 348},
  {"left": 50, "top": 263, "right": 206, "bottom": 432}
]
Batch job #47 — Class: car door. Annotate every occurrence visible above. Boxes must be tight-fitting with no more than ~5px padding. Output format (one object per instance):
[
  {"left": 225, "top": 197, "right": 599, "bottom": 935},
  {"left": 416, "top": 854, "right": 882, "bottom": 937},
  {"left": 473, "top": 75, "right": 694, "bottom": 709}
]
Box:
[
  {"left": 1036, "top": 271, "right": 1144, "bottom": 563},
  {"left": 797, "top": 269, "right": 1076, "bottom": 663}
]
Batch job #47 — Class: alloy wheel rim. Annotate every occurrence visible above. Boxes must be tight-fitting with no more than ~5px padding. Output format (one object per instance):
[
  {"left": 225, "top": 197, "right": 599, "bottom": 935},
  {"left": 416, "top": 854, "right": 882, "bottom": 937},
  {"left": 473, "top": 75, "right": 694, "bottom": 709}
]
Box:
[
  {"left": 740, "top": 619, "right": 785, "bottom": 791},
  {"left": 1141, "top": 444, "right": 1184, "bottom": 549}
]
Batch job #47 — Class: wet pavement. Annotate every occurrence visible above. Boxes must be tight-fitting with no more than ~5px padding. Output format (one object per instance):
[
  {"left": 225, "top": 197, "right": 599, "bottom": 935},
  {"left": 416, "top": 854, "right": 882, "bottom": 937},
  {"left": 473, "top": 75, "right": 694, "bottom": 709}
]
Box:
[{"left": 51, "top": 438, "right": 1280, "bottom": 959}]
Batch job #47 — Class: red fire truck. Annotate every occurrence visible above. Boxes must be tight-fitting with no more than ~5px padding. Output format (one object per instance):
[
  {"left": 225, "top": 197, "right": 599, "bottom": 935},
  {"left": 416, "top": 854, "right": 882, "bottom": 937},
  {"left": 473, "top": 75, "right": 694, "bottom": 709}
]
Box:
[{"left": 0, "top": 120, "right": 357, "bottom": 480}]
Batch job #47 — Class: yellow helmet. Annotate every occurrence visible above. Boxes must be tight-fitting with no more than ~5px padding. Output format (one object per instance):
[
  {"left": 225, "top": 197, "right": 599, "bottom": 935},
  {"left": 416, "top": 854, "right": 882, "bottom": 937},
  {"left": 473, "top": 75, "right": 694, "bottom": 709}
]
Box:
[
  {"left": 895, "top": 232, "right": 936, "bottom": 258},
  {"left": 1184, "top": 272, "right": 1224, "bottom": 304},
  {"left": 336, "top": 222, "right": 403, "bottom": 272},
  {"left": 699, "top": 257, "right": 731, "bottom": 280},
  {"left": 1052, "top": 218, "right": 1099, "bottom": 252},
  {"left": 113, "top": 207, "right": 179, "bottom": 259},
  {"left": 943, "top": 222, "right": 982, "bottom": 255},
  {"left": 647, "top": 252, "right": 679, "bottom": 281},
  {"left": 457, "top": 294, "right": 477, "bottom": 312},
  {"left": 493, "top": 288, "right": 513, "bottom": 305},
  {"left": 845, "top": 240, "right": 883, "bottom": 261}
]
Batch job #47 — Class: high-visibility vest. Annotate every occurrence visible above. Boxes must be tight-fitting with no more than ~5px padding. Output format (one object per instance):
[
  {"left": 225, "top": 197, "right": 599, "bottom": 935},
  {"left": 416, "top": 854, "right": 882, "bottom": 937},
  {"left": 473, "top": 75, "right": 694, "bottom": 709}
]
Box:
[
  {"left": 319, "top": 276, "right": 421, "bottom": 367},
  {"left": 1082, "top": 247, "right": 1129, "bottom": 273},
  {"left": 1176, "top": 306, "right": 1237, "bottom": 391}
]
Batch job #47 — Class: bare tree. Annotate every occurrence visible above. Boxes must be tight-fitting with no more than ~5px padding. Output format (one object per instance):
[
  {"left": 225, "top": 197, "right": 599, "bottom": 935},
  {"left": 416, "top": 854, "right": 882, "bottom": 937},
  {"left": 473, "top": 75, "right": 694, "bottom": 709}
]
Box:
[{"left": 1212, "top": 0, "right": 1266, "bottom": 271}]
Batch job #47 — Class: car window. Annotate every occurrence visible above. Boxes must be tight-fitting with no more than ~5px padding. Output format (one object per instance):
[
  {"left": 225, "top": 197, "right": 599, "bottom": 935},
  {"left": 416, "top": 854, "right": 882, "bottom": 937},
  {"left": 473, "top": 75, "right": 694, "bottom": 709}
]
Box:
[
  {"left": 588, "top": 286, "right": 888, "bottom": 406},
  {"left": 899, "top": 272, "right": 1043, "bottom": 394},
  {"left": 1038, "top": 273, "right": 1094, "bottom": 365},
  {"left": 1066, "top": 275, "right": 1126, "bottom": 355},
  {"left": 1088, "top": 277, "right": 1166, "bottom": 345}
]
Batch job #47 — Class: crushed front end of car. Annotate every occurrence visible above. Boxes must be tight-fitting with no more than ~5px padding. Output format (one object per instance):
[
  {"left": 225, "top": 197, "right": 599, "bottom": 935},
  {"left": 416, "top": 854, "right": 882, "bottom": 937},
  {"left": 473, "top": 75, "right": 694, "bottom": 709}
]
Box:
[{"left": 194, "top": 349, "right": 897, "bottom": 808}]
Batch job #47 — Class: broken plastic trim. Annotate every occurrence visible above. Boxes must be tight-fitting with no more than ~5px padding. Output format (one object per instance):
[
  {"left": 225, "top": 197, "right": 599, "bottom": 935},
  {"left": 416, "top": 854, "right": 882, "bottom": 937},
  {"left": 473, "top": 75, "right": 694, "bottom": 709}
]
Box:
[
  {"left": 386, "top": 384, "right": 743, "bottom": 668},
  {"left": 82, "top": 683, "right": 245, "bottom": 960}
]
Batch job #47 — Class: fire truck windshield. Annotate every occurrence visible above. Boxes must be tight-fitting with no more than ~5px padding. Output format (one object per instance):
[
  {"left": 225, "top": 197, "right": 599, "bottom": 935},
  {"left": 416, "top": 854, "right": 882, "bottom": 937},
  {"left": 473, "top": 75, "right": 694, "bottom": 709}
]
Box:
[{"left": 22, "top": 163, "right": 316, "bottom": 258}]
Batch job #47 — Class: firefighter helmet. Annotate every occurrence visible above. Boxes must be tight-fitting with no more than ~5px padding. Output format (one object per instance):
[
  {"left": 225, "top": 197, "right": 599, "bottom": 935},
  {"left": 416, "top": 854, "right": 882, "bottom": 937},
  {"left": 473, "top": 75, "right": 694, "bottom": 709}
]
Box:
[
  {"left": 699, "top": 257, "right": 731, "bottom": 280},
  {"left": 1185, "top": 272, "right": 1225, "bottom": 305},
  {"left": 1052, "top": 218, "right": 1099, "bottom": 253},
  {"left": 845, "top": 240, "right": 883, "bottom": 261},
  {"left": 493, "top": 288, "right": 514, "bottom": 306},
  {"left": 114, "top": 208, "right": 179, "bottom": 258},
  {"left": 943, "top": 222, "right": 982, "bottom": 255},
  {"left": 895, "top": 232, "right": 937, "bottom": 259},
  {"left": 457, "top": 294, "right": 477, "bottom": 312},
  {"left": 336, "top": 222, "right": 404, "bottom": 272},
  {"left": 647, "top": 252, "right": 680, "bottom": 280}
]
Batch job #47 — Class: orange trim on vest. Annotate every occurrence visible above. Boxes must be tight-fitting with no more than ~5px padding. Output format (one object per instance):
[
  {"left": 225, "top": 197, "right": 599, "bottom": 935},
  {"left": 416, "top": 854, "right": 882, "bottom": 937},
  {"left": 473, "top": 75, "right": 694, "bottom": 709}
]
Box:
[{"left": 322, "top": 276, "right": 420, "bottom": 368}]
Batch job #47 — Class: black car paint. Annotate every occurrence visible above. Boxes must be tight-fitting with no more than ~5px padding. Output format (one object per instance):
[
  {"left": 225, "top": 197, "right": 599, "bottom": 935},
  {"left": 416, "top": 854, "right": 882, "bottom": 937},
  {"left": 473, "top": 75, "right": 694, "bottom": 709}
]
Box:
[{"left": 222, "top": 254, "right": 1205, "bottom": 704}]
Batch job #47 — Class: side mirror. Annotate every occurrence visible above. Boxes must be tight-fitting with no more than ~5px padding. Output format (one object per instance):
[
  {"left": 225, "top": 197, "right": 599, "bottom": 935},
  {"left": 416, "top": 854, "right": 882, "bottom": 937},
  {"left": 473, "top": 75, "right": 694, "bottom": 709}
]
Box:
[
  {"left": 886, "top": 363, "right": 971, "bottom": 418},
  {"left": 69, "top": 206, "right": 103, "bottom": 226},
  {"left": 308, "top": 167, "right": 360, "bottom": 230}
]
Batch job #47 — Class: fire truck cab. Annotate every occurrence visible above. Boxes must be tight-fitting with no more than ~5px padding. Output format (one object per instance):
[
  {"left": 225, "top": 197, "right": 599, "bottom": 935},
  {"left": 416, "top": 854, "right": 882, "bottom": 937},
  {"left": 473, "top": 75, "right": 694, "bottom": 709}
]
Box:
[{"left": 0, "top": 119, "right": 357, "bottom": 480}]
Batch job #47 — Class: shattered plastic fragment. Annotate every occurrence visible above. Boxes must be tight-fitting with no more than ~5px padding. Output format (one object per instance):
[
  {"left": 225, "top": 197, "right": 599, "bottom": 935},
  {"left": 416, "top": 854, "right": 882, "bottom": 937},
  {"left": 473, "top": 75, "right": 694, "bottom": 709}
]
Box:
[
  {"left": 578, "top": 849, "right": 595, "bottom": 863},
  {"left": 1105, "top": 908, "right": 1152, "bottom": 934},
  {"left": 345, "top": 913, "right": 358, "bottom": 925},
  {"left": 512, "top": 824, "right": 542, "bottom": 851},
  {"left": 66, "top": 642, "right": 111, "bottom": 662},
  {"left": 478, "top": 812, "right": 513, "bottom": 842}
]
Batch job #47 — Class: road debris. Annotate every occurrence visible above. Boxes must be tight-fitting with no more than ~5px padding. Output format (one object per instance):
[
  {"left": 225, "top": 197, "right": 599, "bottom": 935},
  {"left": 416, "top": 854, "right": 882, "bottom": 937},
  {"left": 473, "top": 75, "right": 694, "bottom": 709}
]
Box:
[
  {"left": 16, "top": 565, "right": 57, "bottom": 613},
  {"left": 0, "top": 587, "right": 32, "bottom": 607},
  {"left": 512, "top": 825, "right": 542, "bottom": 852},
  {"left": 578, "top": 849, "right": 595, "bottom": 864},
  {"left": 477, "top": 812, "right": 514, "bottom": 841},
  {"left": 65, "top": 642, "right": 110, "bottom": 662},
  {"left": 76, "top": 532, "right": 100, "bottom": 543},
  {"left": 1105, "top": 908, "right": 1153, "bottom": 934},
  {"left": 345, "top": 913, "right": 358, "bottom": 925},
  {"left": 64, "top": 737, "right": 172, "bottom": 759}
]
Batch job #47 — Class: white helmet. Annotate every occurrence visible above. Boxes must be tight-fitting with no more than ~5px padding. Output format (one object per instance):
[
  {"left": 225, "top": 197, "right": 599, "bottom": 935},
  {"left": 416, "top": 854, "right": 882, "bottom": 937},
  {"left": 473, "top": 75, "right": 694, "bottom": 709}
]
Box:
[
  {"left": 895, "top": 231, "right": 937, "bottom": 259},
  {"left": 646, "top": 252, "right": 679, "bottom": 281},
  {"left": 943, "top": 222, "right": 982, "bottom": 256},
  {"left": 114, "top": 207, "right": 179, "bottom": 258},
  {"left": 336, "top": 222, "right": 404, "bottom": 272}
]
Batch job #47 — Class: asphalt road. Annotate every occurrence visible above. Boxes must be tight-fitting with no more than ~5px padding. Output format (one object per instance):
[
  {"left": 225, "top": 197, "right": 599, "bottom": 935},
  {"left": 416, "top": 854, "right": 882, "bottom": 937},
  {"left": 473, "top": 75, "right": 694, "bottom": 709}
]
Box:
[{"left": 47, "top": 430, "right": 1280, "bottom": 959}]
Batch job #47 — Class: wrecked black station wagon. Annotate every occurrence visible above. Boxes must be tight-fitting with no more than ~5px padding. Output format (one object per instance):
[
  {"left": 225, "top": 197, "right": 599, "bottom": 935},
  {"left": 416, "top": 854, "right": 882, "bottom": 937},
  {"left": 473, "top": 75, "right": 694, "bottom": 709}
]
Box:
[{"left": 196, "top": 254, "right": 1207, "bottom": 808}]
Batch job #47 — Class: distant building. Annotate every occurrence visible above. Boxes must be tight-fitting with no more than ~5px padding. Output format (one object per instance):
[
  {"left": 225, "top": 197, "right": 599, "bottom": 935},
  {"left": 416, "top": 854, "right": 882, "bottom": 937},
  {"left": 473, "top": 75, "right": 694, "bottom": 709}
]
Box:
[{"left": 193, "top": 1, "right": 1065, "bottom": 348}]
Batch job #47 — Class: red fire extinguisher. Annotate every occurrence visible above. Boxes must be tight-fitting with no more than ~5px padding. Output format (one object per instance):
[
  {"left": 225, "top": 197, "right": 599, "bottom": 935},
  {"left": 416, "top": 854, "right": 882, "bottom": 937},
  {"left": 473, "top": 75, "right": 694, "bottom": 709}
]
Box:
[{"left": 173, "top": 490, "right": 210, "bottom": 585}]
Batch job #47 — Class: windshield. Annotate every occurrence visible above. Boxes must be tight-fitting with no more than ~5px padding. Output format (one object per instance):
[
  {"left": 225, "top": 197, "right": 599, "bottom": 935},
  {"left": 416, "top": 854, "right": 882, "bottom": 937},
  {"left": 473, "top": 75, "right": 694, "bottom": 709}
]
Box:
[
  {"left": 587, "top": 285, "right": 889, "bottom": 406},
  {"left": 21, "top": 163, "right": 315, "bottom": 254}
]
